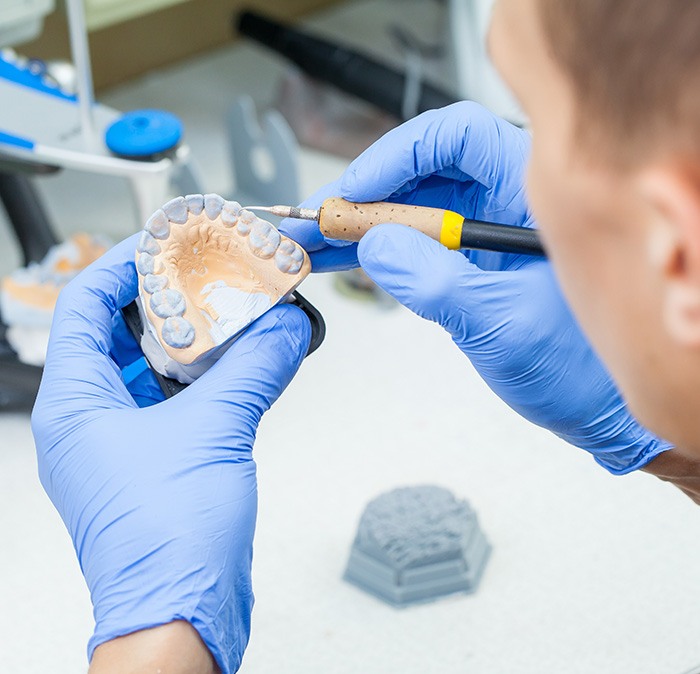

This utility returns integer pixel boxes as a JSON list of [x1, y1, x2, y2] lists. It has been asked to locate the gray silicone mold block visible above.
[[344, 485, 491, 607]]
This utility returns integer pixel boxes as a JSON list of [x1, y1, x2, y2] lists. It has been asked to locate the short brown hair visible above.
[[538, 1, 700, 165]]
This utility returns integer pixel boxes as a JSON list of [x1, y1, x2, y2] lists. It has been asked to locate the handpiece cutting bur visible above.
[[245, 205, 321, 221], [244, 199, 546, 257]]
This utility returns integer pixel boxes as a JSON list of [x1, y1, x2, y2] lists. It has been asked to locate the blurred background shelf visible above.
[[84, 0, 193, 31], [20, 0, 344, 89]]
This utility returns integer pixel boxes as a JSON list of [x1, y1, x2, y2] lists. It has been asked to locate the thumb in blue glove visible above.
[[358, 224, 671, 474], [32, 234, 311, 673]]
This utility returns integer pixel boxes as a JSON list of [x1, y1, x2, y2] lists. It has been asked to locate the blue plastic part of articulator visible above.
[[105, 109, 182, 157]]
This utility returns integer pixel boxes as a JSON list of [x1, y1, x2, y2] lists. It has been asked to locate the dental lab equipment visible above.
[[246, 198, 545, 257]]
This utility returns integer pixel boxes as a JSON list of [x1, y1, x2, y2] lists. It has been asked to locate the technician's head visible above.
[[489, 0, 700, 456]]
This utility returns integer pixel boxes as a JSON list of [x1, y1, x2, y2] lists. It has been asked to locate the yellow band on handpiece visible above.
[[439, 210, 463, 250]]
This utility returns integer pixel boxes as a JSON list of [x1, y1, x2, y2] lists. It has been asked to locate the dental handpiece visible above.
[[246, 198, 546, 257]]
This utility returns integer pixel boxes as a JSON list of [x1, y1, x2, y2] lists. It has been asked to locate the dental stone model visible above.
[[1, 233, 111, 328], [136, 193, 310, 383], [344, 486, 491, 607], [1, 233, 111, 365]]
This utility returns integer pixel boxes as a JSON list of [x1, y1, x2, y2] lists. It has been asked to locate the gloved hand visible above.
[[31, 234, 311, 673], [279, 101, 532, 273], [281, 102, 671, 473]]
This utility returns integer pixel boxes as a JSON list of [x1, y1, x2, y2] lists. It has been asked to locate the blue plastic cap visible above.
[[105, 109, 183, 157]]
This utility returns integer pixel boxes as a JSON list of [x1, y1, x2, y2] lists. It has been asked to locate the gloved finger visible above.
[[309, 243, 359, 272], [283, 174, 468, 270], [340, 102, 530, 218], [109, 312, 164, 407], [39, 234, 141, 413], [173, 303, 311, 443], [357, 224, 490, 341], [381, 174, 482, 217], [372, 174, 539, 273], [280, 215, 329, 253]]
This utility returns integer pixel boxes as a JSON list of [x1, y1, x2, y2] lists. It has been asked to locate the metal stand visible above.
[[226, 95, 300, 209]]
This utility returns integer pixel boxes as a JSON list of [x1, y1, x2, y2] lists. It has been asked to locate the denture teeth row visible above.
[[136, 193, 305, 350], [139, 194, 304, 271]]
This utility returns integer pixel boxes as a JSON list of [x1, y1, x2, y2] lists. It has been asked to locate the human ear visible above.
[[638, 166, 700, 346]]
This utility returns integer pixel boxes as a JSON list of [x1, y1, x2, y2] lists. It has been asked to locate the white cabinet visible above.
[[447, 0, 524, 125], [0, 0, 55, 46], [84, 0, 192, 31]]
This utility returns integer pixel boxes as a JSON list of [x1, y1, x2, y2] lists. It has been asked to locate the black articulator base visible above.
[[0, 314, 44, 410], [0, 154, 61, 410], [121, 291, 325, 399]]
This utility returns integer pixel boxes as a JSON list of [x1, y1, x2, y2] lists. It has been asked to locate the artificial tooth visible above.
[[221, 200, 241, 227], [204, 193, 225, 220], [137, 231, 160, 255], [150, 289, 186, 318], [185, 194, 204, 215], [248, 218, 281, 259], [236, 209, 256, 236], [274, 255, 294, 274], [137, 253, 160, 276], [145, 209, 170, 239], [162, 316, 195, 348], [163, 196, 188, 224], [274, 240, 303, 274], [143, 273, 168, 294]]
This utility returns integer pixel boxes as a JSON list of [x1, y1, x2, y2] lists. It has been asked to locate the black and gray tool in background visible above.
[[236, 9, 458, 121]]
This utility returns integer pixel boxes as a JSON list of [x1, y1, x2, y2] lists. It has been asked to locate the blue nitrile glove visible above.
[[279, 102, 532, 273], [31, 234, 311, 673], [281, 102, 671, 473]]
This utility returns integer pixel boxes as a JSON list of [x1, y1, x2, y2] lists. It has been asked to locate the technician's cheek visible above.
[[524, 151, 556, 247]]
